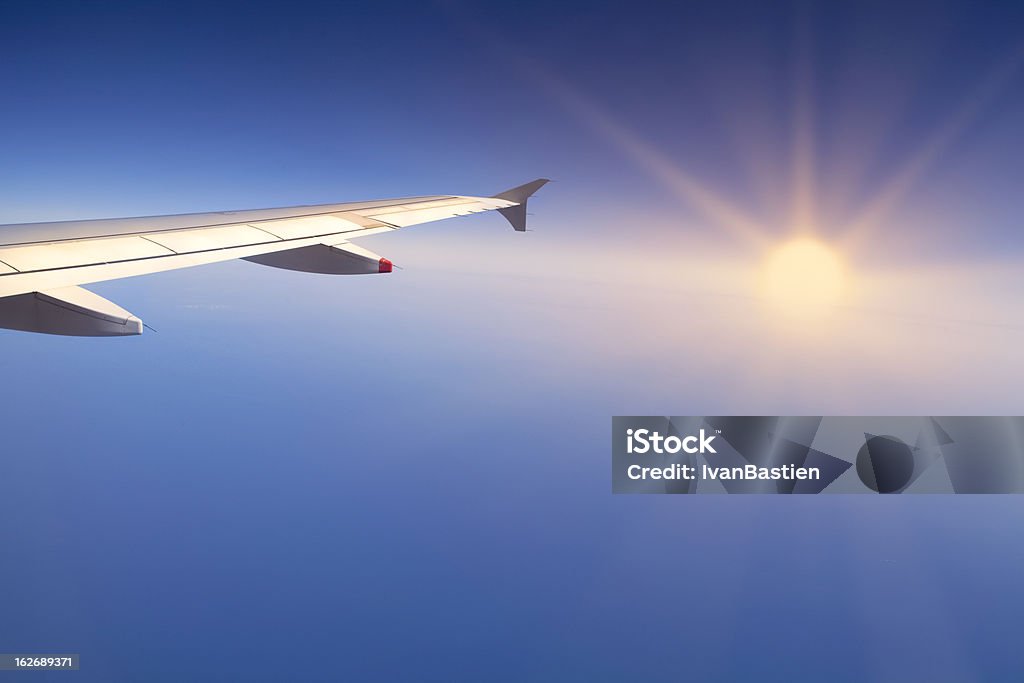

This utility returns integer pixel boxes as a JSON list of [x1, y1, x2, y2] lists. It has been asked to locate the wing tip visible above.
[[492, 178, 550, 204], [493, 178, 549, 231]]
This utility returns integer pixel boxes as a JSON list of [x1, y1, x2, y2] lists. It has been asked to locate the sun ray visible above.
[[448, 8, 1024, 336], [527, 66, 772, 251], [789, 7, 817, 236], [447, 15, 773, 252], [838, 43, 1024, 256]]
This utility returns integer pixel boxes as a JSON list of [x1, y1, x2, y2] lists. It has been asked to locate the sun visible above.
[[758, 238, 848, 314]]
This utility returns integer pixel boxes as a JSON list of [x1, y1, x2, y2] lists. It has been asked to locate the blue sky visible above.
[[1, 1, 1024, 680]]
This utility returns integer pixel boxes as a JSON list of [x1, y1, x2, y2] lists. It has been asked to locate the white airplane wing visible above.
[[0, 179, 548, 336]]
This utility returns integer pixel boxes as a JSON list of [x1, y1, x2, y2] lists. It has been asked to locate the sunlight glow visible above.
[[759, 238, 848, 315]]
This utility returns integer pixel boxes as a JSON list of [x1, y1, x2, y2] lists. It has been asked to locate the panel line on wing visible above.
[[248, 224, 286, 240], [0, 229, 362, 277], [0, 198, 456, 247], [138, 235, 180, 255]]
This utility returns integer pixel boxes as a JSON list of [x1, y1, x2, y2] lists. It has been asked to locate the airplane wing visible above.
[[0, 179, 548, 337]]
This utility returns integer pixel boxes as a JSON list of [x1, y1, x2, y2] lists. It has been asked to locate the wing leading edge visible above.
[[0, 179, 548, 336]]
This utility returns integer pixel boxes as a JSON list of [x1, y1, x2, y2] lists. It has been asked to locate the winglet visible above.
[[492, 178, 549, 231]]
